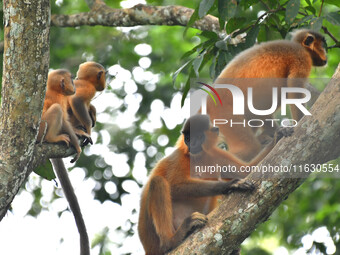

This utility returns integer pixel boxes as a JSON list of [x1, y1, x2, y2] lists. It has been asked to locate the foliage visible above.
[[174, 0, 340, 105]]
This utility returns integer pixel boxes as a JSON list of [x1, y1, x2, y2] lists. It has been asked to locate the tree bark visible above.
[[169, 65, 340, 254], [51, 4, 221, 33], [0, 0, 50, 220]]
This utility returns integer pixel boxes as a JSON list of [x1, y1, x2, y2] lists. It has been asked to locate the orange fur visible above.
[[67, 61, 106, 142], [37, 69, 90, 255], [208, 29, 327, 161], [138, 115, 276, 254], [37, 69, 81, 162]]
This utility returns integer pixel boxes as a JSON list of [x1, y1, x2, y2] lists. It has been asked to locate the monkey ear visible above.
[[60, 78, 65, 90], [97, 71, 103, 81], [303, 35, 314, 46]]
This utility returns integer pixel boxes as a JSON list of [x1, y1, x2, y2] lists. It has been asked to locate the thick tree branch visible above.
[[29, 143, 78, 177], [51, 4, 221, 33], [0, 0, 50, 220], [169, 65, 340, 254]]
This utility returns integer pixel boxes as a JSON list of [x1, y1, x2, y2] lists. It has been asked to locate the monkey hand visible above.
[[275, 127, 294, 143], [74, 127, 93, 146], [82, 137, 93, 147], [225, 179, 255, 193]]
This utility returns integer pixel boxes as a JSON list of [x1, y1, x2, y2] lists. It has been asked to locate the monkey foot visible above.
[[188, 212, 208, 233], [230, 179, 255, 191], [56, 134, 70, 147]]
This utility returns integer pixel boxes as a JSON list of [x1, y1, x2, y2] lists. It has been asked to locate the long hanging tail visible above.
[[50, 158, 90, 255]]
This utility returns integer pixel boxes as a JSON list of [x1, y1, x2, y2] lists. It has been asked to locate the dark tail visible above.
[[51, 158, 90, 255]]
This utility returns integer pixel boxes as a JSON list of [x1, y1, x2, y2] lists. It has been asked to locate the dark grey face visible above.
[[183, 131, 205, 154], [182, 115, 218, 154], [302, 32, 327, 67]]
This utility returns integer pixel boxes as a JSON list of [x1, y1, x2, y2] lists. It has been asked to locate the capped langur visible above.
[[67, 61, 106, 145], [207, 29, 327, 161], [138, 115, 291, 254], [36, 69, 90, 255], [37, 69, 81, 162]]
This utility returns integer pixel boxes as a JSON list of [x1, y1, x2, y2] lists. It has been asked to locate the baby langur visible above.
[[138, 115, 291, 255], [36, 69, 90, 255], [37, 69, 81, 162], [207, 29, 327, 161], [67, 61, 106, 146]]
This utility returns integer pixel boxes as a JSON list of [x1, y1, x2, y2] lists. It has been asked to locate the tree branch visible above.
[[169, 65, 340, 254], [51, 4, 221, 33], [322, 26, 339, 44]]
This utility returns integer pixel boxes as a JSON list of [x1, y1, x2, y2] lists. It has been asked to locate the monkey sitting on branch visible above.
[[138, 114, 292, 255]]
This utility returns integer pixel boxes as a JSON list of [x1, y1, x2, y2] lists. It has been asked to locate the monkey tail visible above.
[[50, 158, 90, 255]]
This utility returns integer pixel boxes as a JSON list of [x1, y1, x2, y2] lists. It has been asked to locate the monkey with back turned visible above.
[[207, 29, 327, 161]]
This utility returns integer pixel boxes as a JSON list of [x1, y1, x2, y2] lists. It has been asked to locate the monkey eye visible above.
[[185, 136, 190, 143], [304, 35, 314, 46]]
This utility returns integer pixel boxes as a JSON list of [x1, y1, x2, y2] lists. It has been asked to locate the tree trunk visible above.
[[0, 0, 50, 220]]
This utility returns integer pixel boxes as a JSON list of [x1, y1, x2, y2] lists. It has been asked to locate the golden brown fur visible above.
[[36, 69, 89, 255], [67, 61, 106, 143], [138, 115, 279, 255], [208, 29, 327, 161], [37, 69, 81, 162]]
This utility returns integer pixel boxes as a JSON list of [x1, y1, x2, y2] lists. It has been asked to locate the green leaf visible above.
[[215, 51, 228, 76], [172, 60, 193, 84], [184, 6, 199, 36], [193, 54, 204, 77], [215, 40, 228, 50], [218, 0, 237, 22], [325, 0, 340, 7], [199, 0, 215, 18], [296, 15, 314, 26], [210, 54, 218, 79], [181, 70, 194, 107], [199, 49, 214, 73], [34, 160, 56, 181], [200, 31, 219, 39], [245, 25, 260, 47], [180, 39, 215, 60], [239, 0, 259, 9], [325, 12, 340, 26], [305, 6, 316, 15], [305, 0, 312, 6], [309, 17, 323, 31], [226, 17, 246, 34], [285, 0, 300, 24], [180, 47, 199, 60]]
